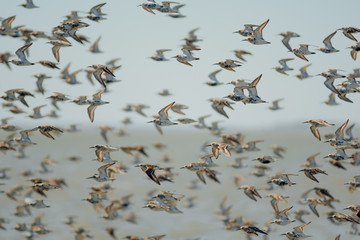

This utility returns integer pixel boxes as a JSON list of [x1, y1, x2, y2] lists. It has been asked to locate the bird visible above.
[[243, 19, 270, 45], [319, 31, 339, 53], [47, 92, 70, 110], [338, 27, 360, 42], [87, 162, 116, 182], [299, 168, 328, 183], [150, 49, 171, 61], [279, 31, 300, 51], [207, 142, 231, 159], [233, 49, 252, 62], [139, 0, 161, 14], [281, 222, 311, 240], [324, 93, 339, 106], [214, 59, 241, 72], [48, 38, 71, 62], [135, 163, 162, 185], [268, 98, 284, 111], [318, 69, 346, 95], [325, 119, 350, 146], [209, 98, 234, 118], [296, 64, 312, 80], [11, 43, 34, 66], [89, 144, 119, 162], [253, 155, 277, 164], [239, 225, 268, 236], [274, 58, 294, 75], [89, 36, 102, 53], [303, 119, 334, 141], [88, 64, 115, 89], [20, 0, 38, 8], [349, 42, 360, 60], [33, 125, 63, 140], [172, 48, 200, 66], [271, 206, 296, 225], [87, 3, 107, 21], [205, 69, 223, 86], [38, 60, 59, 69], [28, 105, 46, 119], [87, 89, 109, 123], [233, 24, 258, 36], [292, 44, 315, 61], [148, 101, 178, 134], [239, 185, 262, 201], [329, 212, 360, 224]]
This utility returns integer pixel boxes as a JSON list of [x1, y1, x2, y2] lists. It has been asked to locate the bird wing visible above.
[[158, 101, 175, 119], [87, 105, 98, 123], [16, 43, 32, 61], [145, 167, 160, 185], [323, 31, 336, 49]]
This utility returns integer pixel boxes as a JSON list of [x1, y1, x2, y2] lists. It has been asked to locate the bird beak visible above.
[[302, 121, 308, 124]]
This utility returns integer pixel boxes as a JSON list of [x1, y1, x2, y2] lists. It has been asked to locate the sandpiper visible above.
[[33, 125, 63, 140], [338, 27, 360, 42], [243, 19, 270, 45], [11, 43, 34, 66], [299, 168, 328, 183], [89, 36, 102, 53], [279, 31, 300, 51], [205, 69, 223, 86], [136, 163, 163, 185], [87, 89, 109, 123], [296, 64, 312, 80], [172, 48, 200, 66], [88, 64, 115, 88], [214, 59, 241, 72], [319, 31, 339, 53], [303, 119, 334, 141], [150, 49, 171, 61], [148, 101, 178, 134], [292, 44, 315, 62], [274, 58, 294, 75], [87, 162, 116, 182]]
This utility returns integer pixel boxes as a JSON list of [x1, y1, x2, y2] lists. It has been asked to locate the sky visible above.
[[0, 0, 359, 133]]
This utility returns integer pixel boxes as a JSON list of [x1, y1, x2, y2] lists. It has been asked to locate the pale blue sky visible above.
[[1, 0, 359, 132]]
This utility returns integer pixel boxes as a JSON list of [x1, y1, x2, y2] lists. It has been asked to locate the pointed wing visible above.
[[323, 31, 336, 49], [93, 69, 106, 88], [158, 101, 175, 119], [87, 105, 98, 123], [196, 171, 206, 184], [335, 119, 349, 138], [294, 51, 309, 61], [16, 43, 32, 61], [208, 69, 221, 81], [253, 19, 269, 39], [145, 167, 160, 185]]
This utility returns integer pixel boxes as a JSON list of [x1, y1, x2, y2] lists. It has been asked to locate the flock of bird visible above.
[[0, 0, 360, 239]]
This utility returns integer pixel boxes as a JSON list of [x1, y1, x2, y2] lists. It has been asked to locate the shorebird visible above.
[[345, 175, 360, 192], [0, 52, 12, 70], [243, 19, 270, 45], [239, 225, 267, 236], [271, 206, 295, 225], [148, 101, 178, 134], [319, 31, 339, 53], [344, 205, 360, 218], [38, 60, 59, 69], [90, 144, 119, 162], [89, 36, 102, 53], [214, 59, 241, 72], [324, 93, 339, 106], [136, 164, 162, 185], [139, 0, 161, 14], [329, 213, 360, 224], [239, 185, 262, 201], [65, 69, 82, 85], [87, 3, 107, 21], [11, 43, 34, 66], [299, 168, 328, 183], [150, 49, 171, 61], [279, 31, 300, 51], [318, 69, 346, 95], [48, 39, 71, 62], [254, 155, 276, 164], [87, 89, 109, 123], [296, 64, 312, 80], [33, 125, 63, 140], [292, 44, 315, 62], [157, 2, 181, 13], [87, 162, 115, 182], [20, 0, 38, 8], [268, 98, 284, 111], [28, 105, 46, 119], [167, 4, 185, 18], [209, 98, 234, 118], [1, 88, 22, 102], [325, 119, 349, 146], [207, 142, 231, 159], [274, 58, 294, 75], [205, 69, 223, 86], [244, 140, 263, 151], [266, 193, 289, 212], [349, 42, 360, 60], [172, 48, 199, 66], [269, 174, 297, 187], [338, 27, 360, 42], [234, 24, 258, 37], [281, 222, 311, 240], [47, 92, 70, 110], [242, 74, 266, 104], [88, 64, 115, 88], [15, 90, 33, 107], [303, 119, 334, 141], [233, 50, 252, 62], [171, 103, 188, 115]]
